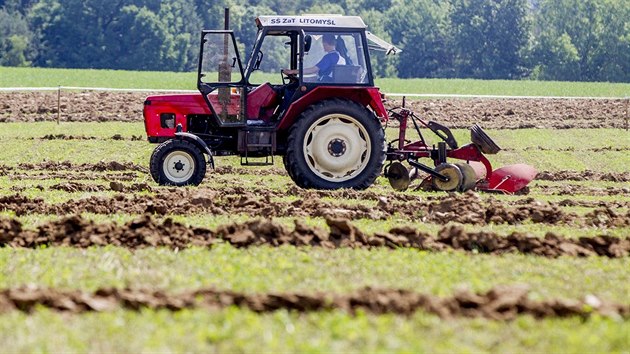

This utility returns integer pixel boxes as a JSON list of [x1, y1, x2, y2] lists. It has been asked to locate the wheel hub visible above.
[[173, 160, 185, 172], [328, 138, 347, 157]]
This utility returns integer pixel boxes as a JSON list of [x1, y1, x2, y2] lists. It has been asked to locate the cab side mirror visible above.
[[304, 35, 312, 53]]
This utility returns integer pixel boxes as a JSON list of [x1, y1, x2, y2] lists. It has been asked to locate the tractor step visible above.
[[238, 127, 276, 166]]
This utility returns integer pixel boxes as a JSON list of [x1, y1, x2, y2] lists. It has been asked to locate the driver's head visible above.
[[322, 34, 336, 52]]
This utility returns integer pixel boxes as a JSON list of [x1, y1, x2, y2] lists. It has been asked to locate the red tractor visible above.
[[144, 14, 395, 190], [144, 14, 536, 193]]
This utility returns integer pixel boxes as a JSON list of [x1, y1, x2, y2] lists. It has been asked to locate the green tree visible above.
[[359, 9, 398, 77], [386, 0, 452, 78], [449, 0, 530, 79], [0, 7, 34, 66], [531, 0, 630, 82], [28, 0, 200, 71]]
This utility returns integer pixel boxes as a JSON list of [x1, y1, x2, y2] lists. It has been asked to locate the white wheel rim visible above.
[[162, 150, 195, 183], [303, 114, 371, 182]]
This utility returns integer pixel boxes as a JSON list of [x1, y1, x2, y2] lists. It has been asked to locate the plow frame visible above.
[[385, 107, 534, 194]]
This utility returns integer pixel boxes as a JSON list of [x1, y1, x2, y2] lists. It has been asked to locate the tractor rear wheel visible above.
[[285, 99, 385, 190], [150, 139, 207, 186]]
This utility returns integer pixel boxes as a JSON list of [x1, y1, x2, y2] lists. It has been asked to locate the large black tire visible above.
[[149, 139, 207, 186], [285, 98, 385, 190]]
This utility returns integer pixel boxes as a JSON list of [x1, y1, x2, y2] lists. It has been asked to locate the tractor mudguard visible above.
[[174, 132, 215, 168], [277, 87, 387, 130]]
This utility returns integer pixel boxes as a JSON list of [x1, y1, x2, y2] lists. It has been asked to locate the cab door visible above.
[[198, 30, 246, 127]]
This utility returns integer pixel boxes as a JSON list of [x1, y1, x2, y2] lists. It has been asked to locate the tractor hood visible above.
[[366, 31, 401, 55]]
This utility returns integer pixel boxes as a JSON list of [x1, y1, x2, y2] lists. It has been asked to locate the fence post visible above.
[[57, 86, 61, 125], [625, 97, 629, 131]]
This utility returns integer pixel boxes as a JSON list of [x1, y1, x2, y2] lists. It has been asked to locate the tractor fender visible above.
[[277, 87, 387, 130], [174, 132, 215, 168]]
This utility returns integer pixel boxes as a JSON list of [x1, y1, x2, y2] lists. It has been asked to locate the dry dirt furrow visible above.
[[0, 285, 627, 320], [536, 184, 630, 196], [1, 92, 626, 129], [1, 190, 629, 227], [4, 162, 630, 183], [396, 98, 628, 129], [1, 215, 628, 257], [536, 170, 630, 183]]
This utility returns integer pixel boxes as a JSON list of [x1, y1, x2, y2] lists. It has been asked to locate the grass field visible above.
[[2, 66, 630, 97], [0, 70, 629, 351]]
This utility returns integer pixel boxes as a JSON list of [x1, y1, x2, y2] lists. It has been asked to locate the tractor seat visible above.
[[333, 65, 362, 84], [246, 82, 279, 122]]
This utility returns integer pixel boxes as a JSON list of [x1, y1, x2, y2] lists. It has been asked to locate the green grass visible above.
[[2, 66, 629, 97], [0, 114, 628, 351], [377, 77, 630, 97], [1, 245, 628, 302], [0, 308, 627, 353], [1, 123, 629, 173]]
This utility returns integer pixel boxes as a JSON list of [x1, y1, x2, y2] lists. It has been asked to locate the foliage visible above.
[[0, 0, 629, 81], [530, 0, 630, 82], [450, 0, 530, 79], [0, 7, 34, 66]]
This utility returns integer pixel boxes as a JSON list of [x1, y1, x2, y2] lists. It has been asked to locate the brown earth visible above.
[[536, 184, 630, 197], [1, 92, 627, 129], [5, 171, 138, 182], [31, 134, 144, 141], [394, 98, 628, 129], [1, 214, 628, 257], [536, 170, 630, 183], [2, 187, 629, 227], [4, 161, 630, 184], [0, 189, 592, 225], [0, 284, 627, 320]]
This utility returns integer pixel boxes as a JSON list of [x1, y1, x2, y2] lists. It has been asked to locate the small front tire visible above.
[[149, 139, 207, 186]]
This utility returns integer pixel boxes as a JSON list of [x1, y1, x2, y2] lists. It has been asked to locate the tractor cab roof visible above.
[[255, 15, 401, 54], [256, 15, 367, 30]]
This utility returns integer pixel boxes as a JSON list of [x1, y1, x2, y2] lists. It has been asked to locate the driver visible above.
[[283, 34, 345, 82]]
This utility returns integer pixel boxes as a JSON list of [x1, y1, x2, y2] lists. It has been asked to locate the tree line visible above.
[[1, 0, 628, 82]]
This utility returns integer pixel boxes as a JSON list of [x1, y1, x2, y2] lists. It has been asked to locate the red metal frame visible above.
[[388, 108, 535, 194]]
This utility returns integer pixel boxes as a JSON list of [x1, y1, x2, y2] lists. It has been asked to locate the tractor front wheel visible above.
[[149, 139, 207, 186], [285, 99, 385, 190]]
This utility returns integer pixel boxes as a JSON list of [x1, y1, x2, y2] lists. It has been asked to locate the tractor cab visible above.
[[196, 15, 399, 128]]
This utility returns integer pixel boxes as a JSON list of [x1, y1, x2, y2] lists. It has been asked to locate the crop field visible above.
[[0, 73, 629, 351]]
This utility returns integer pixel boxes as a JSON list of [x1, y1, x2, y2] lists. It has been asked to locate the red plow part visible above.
[[479, 164, 537, 194], [384, 107, 537, 194]]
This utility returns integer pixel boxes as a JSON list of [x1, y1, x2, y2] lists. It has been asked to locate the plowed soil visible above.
[[537, 170, 630, 182], [1, 285, 627, 320], [3, 187, 629, 226], [1, 92, 627, 129], [397, 98, 628, 129], [1, 215, 628, 257]]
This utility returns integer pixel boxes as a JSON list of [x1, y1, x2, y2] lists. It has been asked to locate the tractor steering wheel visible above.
[[281, 70, 298, 85]]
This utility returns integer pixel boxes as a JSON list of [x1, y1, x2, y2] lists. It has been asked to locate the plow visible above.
[[383, 104, 536, 194]]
